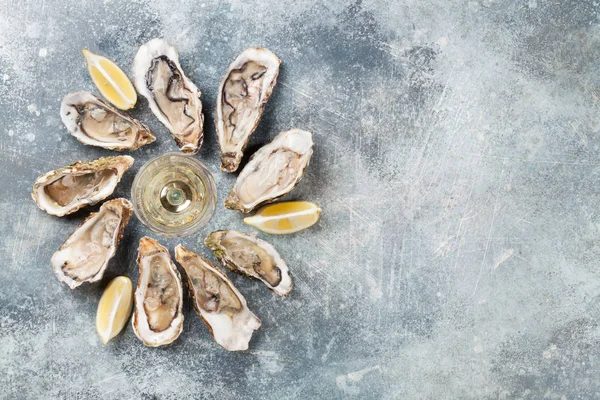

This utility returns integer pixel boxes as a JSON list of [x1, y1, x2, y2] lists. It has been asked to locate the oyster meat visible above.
[[175, 245, 261, 351], [60, 91, 156, 150], [133, 237, 184, 347], [51, 198, 132, 289], [133, 38, 204, 154], [216, 48, 280, 172], [225, 129, 313, 213], [32, 155, 133, 217], [205, 230, 292, 296]]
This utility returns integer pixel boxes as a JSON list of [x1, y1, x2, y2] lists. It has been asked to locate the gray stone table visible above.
[[1, 0, 599, 398]]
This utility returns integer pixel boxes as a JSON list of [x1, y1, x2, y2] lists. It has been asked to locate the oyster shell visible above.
[[51, 198, 132, 289], [132, 237, 184, 347], [133, 38, 204, 154], [216, 48, 280, 172], [225, 129, 313, 213], [205, 230, 292, 296], [174, 245, 261, 351], [32, 156, 133, 217], [60, 91, 156, 150]]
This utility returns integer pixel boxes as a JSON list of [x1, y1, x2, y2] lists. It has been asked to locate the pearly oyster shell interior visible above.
[[133, 38, 204, 154], [175, 245, 261, 351], [32, 155, 133, 217], [60, 91, 155, 151], [205, 230, 292, 296], [51, 198, 132, 289], [225, 129, 313, 213], [132, 237, 184, 347], [216, 48, 280, 172]]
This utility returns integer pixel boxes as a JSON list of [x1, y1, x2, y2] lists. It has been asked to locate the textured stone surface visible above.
[[1, 0, 600, 398]]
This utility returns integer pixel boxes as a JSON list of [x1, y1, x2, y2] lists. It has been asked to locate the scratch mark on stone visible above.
[[464, 152, 600, 166], [493, 248, 514, 270], [473, 163, 506, 295], [304, 260, 335, 282], [321, 336, 336, 362], [95, 373, 126, 385], [569, 121, 587, 148]]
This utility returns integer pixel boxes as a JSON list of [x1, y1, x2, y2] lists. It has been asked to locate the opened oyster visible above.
[[133, 38, 204, 154], [225, 129, 313, 213], [60, 91, 156, 150], [174, 245, 261, 351], [51, 198, 132, 289], [132, 237, 184, 347], [216, 48, 280, 172], [32, 155, 133, 217], [205, 230, 292, 296]]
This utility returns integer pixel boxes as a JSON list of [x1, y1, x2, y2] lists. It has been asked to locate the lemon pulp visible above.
[[83, 49, 137, 110], [96, 276, 133, 344], [244, 201, 322, 234]]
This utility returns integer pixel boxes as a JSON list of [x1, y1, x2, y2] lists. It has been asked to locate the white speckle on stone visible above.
[[437, 37, 449, 48], [200, 3, 205, 7], [336, 375, 360, 396], [435, 239, 455, 257], [46, 116, 58, 126], [38, 48, 48, 57], [336, 366, 382, 395], [543, 344, 557, 359], [26, 23, 41, 38], [250, 351, 284, 374], [3, 74, 9, 82], [7, 130, 14, 137], [27, 104, 41, 116], [365, 274, 383, 299], [528, 0, 537, 8], [474, 344, 483, 353], [24, 133, 35, 142]]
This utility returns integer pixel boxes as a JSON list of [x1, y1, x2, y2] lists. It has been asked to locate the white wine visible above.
[[131, 153, 216, 237]]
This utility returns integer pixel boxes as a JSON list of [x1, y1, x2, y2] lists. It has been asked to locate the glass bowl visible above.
[[131, 153, 217, 237]]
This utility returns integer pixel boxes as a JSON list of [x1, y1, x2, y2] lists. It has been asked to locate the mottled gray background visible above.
[[1, 0, 599, 398]]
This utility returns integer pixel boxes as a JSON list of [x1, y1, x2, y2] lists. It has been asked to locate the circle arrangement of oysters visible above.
[[31, 39, 315, 350]]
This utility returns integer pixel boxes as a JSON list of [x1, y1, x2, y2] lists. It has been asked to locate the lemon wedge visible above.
[[96, 276, 133, 344], [82, 49, 137, 110], [243, 201, 322, 234]]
